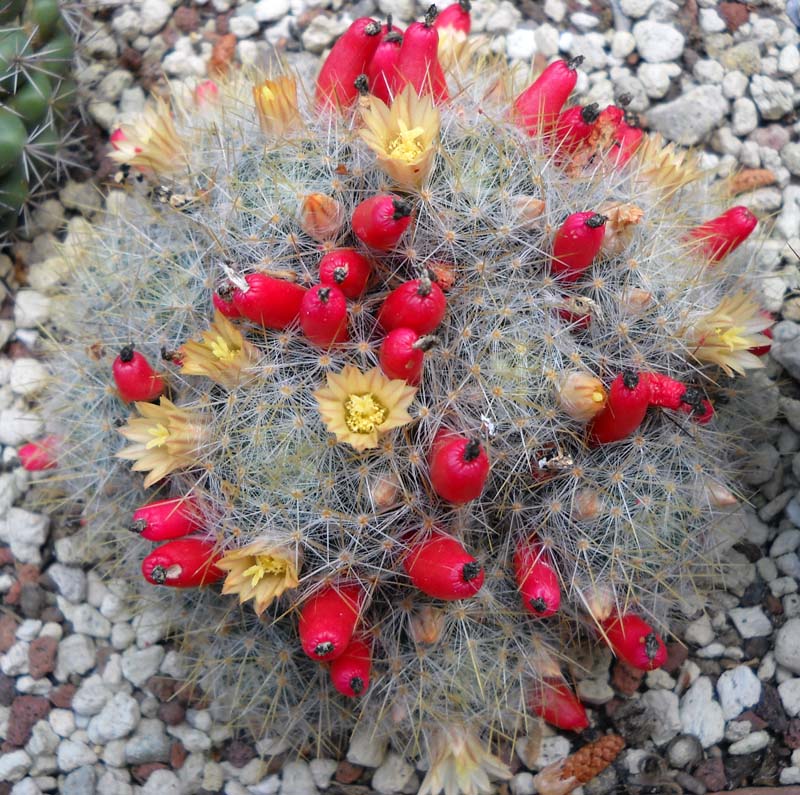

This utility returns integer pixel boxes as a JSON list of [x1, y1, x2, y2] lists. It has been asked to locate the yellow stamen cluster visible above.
[[344, 394, 389, 433]]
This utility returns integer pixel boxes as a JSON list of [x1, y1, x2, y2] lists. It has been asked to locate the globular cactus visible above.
[[38, 10, 770, 793], [0, 0, 77, 237]]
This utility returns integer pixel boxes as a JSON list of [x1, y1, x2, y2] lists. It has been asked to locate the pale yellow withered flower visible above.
[[360, 83, 440, 188], [217, 542, 300, 615], [253, 76, 301, 136], [314, 366, 416, 452], [555, 371, 607, 422], [419, 725, 511, 795], [117, 398, 208, 487], [179, 311, 258, 389], [684, 291, 772, 376], [109, 98, 188, 176]]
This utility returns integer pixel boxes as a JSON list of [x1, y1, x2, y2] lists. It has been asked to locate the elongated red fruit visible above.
[[299, 583, 365, 661], [394, 5, 448, 102], [367, 28, 403, 104], [318, 249, 372, 298], [352, 194, 413, 250], [610, 120, 643, 166], [330, 635, 372, 697], [514, 56, 583, 136], [550, 212, 607, 282], [648, 374, 713, 424], [529, 679, 589, 732], [514, 541, 561, 618], [429, 430, 489, 503], [142, 538, 223, 588], [212, 285, 241, 318], [316, 17, 383, 109], [587, 371, 651, 446], [434, 0, 471, 34], [379, 328, 437, 385], [554, 103, 600, 152], [131, 496, 203, 541], [403, 531, 484, 600], [232, 273, 307, 330], [377, 276, 446, 334], [688, 206, 758, 263], [19, 435, 59, 471], [600, 612, 667, 671], [300, 285, 349, 347], [113, 345, 165, 403]]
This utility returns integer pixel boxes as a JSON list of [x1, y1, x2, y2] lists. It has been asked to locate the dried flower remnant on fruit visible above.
[[684, 291, 773, 376], [533, 735, 625, 795], [179, 311, 258, 388], [299, 194, 345, 242], [360, 84, 441, 188], [117, 398, 208, 487], [556, 372, 607, 422], [217, 542, 300, 615], [598, 202, 643, 257], [419, 724, 512, 795], [109, 98, 188, 176], [314, 366, 416, 451], [253, 76, 301, 136], [635, 133, 703, 196]]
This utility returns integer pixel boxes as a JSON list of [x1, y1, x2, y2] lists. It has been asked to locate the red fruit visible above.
[[232, 273, 307, 330], [141, 538, 223, 588], [554, 103, 600, 152], [434, 0, 471, 34], [316, 17, 383, 109], [18, 435, 59, 471], [394, 5, 449, 102], [529, 679, 589, 732], [131, 496, 203, 541], [367, 28, 403, 104], [513, 57, 583, 136], [194, 80, 219, 105], [330, 635, 372, 697], [550, 212, 607, 282], [352, 194, 413, 251], [587, 371, 651, 446], [648, 374, 714, 424], [112, 345, 166, 403], [610, 120, 643, 166], [377, 276, 446, 334], [403, 531, 484, 600], [689, 206, 758, 263], [513, 541, 561, 618], [212, 285, 240, 318], [600, 612, 667, 671], [318, 249, 372, 298], [557, 306, 592, 330], [749, 322, 773, 357], [110, 128, 141, 153], [379, 327, 437, 385], [679, 394, 714, 424], [429, 431, 489, 503], [299, 583, 365, 661], [300, 285, 349, 347]]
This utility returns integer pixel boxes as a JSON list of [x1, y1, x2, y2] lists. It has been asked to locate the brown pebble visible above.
[[0, 547, 14, 566], [719, 1, 749, 31], [19, 583, 43, 619], [736, 709, 768, 731], [785, 718, 800, 750], [0, 673, 14, 707], [6, 695, 51, 747], [662, 642, 689, 675], [95, 645, 113, 673], [3, 580, 21, 606], [158, 700, 185, 726], [610, 659, 645, 696], [39, 606, 63, 624], [225, 739, 256, 768], [693, 757, 725, 790], [0, 614, 17, 653], [49, 683, 76, 708], [146, 675, 180, 702], [119, 46, 143, 73], [335, 760, 364, 784], [16, 564, 40, 585], [170, 740, 187, 769], [132, 763, 169, 783], [28, 636, 58, 679], [173, 5, 199, 33]]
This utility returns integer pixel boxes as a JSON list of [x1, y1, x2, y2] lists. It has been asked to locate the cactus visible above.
[[0, 0, 77, 237], [38, 16, 770, 792]]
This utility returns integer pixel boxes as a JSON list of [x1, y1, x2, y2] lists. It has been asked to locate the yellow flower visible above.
[[253, 76, 301, 136], [684, 291, 773, 376], [109, 98, 188, 176], [314, 366, 416, 452], [419, 725, 511, 795], [117, 398, 208, 488], [360, 83, 440, 188], [179, 311, 259, 388], [217, 542, 300, 615]]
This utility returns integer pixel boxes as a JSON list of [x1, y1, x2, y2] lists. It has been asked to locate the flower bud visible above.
[[697, 477, 738, 508], [555, 371, 607, 422], [299, 193, 345, 242], [409, 605, 445, 645], [571, 488, 603, 521], [511, 195, 546, 229], [599, 202, 644, 257], [368, 471, 403, 509], [620, 287, 653, 316], [253, 76, 300, 135]]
